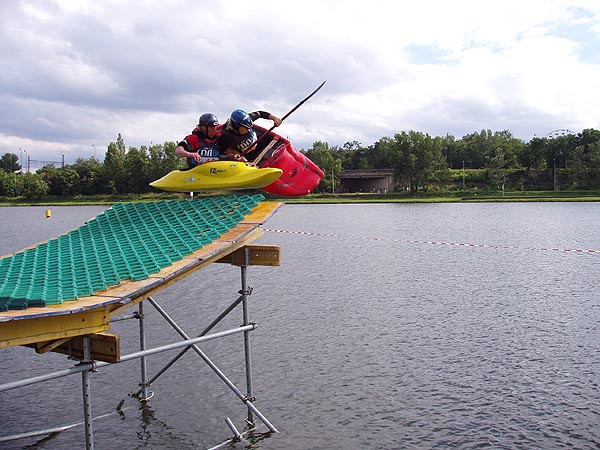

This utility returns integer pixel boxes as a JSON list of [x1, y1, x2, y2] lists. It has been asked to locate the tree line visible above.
[[304, 128, 600, 193], [1, 129, 599, 199], [0, 135, 180, 199]]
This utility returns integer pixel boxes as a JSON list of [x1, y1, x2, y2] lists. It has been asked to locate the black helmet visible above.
[[198, 113, 219, 127]]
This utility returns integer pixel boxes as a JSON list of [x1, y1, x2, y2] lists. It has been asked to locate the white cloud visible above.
[[0, 0, 599, 165]]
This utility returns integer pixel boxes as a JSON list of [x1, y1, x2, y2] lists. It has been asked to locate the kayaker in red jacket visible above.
[[218, 109, 282, 162], [174, 113, 221, 168]]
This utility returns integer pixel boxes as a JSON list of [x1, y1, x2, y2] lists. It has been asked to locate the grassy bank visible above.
[[1, 190, 600, 206], [277, 190, 600, 204], [0, 192, 187, 206]]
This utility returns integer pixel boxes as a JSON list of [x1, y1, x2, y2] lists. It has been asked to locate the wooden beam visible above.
[[0, 307, 110, 349], [28, 337, 72, 354], [216, 245, 280, 266], [49, 333, 121, 363]]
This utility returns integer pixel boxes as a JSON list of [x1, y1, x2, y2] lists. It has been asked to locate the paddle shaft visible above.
[[242, 80, 326, 154]]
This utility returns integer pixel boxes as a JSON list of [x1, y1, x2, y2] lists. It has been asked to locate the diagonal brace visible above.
[[135, 293, 245, 395], [146, 296, 278, 433]]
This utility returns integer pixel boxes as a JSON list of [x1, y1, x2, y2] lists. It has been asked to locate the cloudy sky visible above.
[[1, 0, 599, 166]]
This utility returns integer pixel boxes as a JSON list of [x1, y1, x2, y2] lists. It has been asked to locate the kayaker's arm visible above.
[[175, 144, 201, 163], [250, 111, 282, 127], [268, 114, 282, 127]]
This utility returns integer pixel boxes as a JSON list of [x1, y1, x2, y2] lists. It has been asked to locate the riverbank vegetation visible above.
[[304, 128, 600, 194], [1, 128, 599, 204]]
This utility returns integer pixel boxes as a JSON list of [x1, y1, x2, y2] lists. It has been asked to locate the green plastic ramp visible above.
[[0, 194, 264, 311]]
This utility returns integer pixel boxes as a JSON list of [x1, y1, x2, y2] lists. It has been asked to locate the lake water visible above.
[[0, 202, 599, 449]]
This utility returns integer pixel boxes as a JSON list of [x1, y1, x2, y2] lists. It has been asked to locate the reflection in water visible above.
[[135, 400, 195, 449], [24, 432, 62, 450], [207, 428, 274, 450]]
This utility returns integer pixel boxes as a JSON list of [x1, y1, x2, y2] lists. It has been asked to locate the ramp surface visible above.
[[0, 195, 264, 311]]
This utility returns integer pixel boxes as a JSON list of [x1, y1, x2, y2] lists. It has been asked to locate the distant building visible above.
[[337, 169, 396, 193]]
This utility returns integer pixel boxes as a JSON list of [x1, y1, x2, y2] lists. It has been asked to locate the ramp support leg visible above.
[[81, 336, 94, 450], [138, 301, 151, 401], [241, 253, 254, 425]]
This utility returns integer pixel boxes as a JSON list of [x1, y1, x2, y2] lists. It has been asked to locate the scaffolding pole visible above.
[[0, 326, 254, 393], [241, 253, 255, 425], [146, 296, 278, 433], [81, 336, 94, 450], [137, 302, 151, 401]]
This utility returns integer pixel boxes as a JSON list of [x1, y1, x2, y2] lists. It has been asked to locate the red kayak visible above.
[[247, 125, 324, 196]]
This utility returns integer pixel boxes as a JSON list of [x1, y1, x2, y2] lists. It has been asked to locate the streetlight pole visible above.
[[553, 158, 557, 191]]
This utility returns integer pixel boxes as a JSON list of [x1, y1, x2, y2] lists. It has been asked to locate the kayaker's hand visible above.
[[188, 152, 201, 162], [270, 115, 282, 127]]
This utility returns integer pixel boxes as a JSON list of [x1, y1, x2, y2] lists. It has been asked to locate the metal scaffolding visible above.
[[0, 199, 284, 448], [0, 246, 279, 448]]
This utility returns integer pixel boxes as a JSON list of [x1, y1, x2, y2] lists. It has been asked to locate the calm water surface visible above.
[[0, 202, 599, 449]]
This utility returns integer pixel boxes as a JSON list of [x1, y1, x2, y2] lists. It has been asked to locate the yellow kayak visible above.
[[149, 161, 283, 192]]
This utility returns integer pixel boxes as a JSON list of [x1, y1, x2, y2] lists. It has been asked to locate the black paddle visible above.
[[242, 80, 326, 155]]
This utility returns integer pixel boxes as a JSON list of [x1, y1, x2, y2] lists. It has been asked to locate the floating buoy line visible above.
[[262, 228, 599, 255]]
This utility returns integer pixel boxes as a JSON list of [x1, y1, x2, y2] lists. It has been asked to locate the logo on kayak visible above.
[[183, 177, 196, 183], [210, 168, 226, 174]]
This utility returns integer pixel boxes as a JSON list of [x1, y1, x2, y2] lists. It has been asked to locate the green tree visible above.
[[368, 137, 399, 169], [21, 173, 49, 199], [493, 130, 522, 168], [460, 130, 493, 168], [145, 141, 180, 182], [349, 146, 371, 170], [303, 141, 342, 193], [487, 147, 508, 189], [103, 134, 127, 193], [0, 153, 21, 173], [520, 137, 547, 172], [37, 166, 80, 196], [442, 134, 464, 169], [0, 172, 23, 197], [392, 131, 449, 194], [124, 146, 150, 193], [585, 141, 600, 188], [569, 130, 600, 188], [459, 129, 522, 170], [0, 170, 10, 196], [70, 157, 104, 195], [545, 132, 581, 171], [579, 128, 600, 143], [332, 141, 362, 170]]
